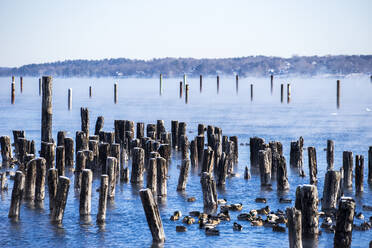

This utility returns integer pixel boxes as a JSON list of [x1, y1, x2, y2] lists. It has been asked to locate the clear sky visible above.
[[0, 0, 371, 67]]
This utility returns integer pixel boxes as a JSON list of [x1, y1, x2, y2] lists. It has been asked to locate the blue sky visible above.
[[0, 0, 371, 67]]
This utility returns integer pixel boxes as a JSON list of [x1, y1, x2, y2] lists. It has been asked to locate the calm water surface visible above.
[[0, 76, 371, 247]]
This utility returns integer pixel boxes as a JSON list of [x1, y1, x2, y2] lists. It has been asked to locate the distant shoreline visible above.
[[0, 55, 371, 78]]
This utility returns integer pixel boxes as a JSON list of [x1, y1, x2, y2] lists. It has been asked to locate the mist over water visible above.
[[0, 76, 371, 247]]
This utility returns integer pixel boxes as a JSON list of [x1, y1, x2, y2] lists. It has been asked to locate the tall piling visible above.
[[251, 84, 253, 101], [343, 151, 353, 189], [107, 157, 117, 199], [89, 86, 92, 98], [35, 158, 46, 202], [8, 171, 25, 219], [270, 74, 273, 95], [337, 80, 340, 109], [41, 76, 53, 143], [179, 81, 183, 98], [159, 74, 163, 96], [95, 116, 104, 136], [327, 140, 334, 170], [200, 75, 202, 92], [147, 158, 157, 195], [280, 84, 284, 103], [355, 155, 364, 193], [185, 84, 189, 104], [177, 159, 190, 191], [80, 107, 89, 138], [97, 174, 109, 224], [157, 157, 167, 197], [56, 146, 65, 177], [51, 176, 70, 224], [217, 75, 220, 94], [47, 168, 58, 211], [39, 78, 42, 96], [64, 137, 74, 167], [114, 83, 118, 104], [11, 79, 15, 104], [308, 147, 317, 185], [287, 83, 291, 103], [236, 75, 239, 95], [130, 147, 144, 184], [334, 197, 355, 248], [25, 159, 37, 201], [20, 77, 23, 93], [79, 169, 92, 216]]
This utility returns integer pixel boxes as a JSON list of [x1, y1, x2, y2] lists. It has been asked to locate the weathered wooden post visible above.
[[200, 75, 202, 93], [343, 151, 353, 189], [57, 131, 66, 147], [295, 184, 319, 238], [75, 151, 86, 189], [68, 88, 72, 110], [0, 172, 7, 190], [178, 122, 186, 148], [277, 154, 289, 190], [196, 135, 204, 162], [64, 137, 74, 167], [308, 147, 317, 185], [80, 107, 89, 137], [290, 137, 304, 170], [139, 188, 166, 243], [369, 146, 372, 184], [287, 83, 291, 103], [171, 120, 178, 149], [8, 171, 25, 219], [217, 75, 220, 94], [40, 142, 55, 169], [25, 159, 36, 201], [51, 176, 70, 224], [89, 86, 92, 98], [190, 139, 198, 167], [217, 152, 229, 185], [327, 140, 334, 170], [259, 149, 272, 186], [334, 197, 355, 248], [270, 74, 273, 95], [130, 147, 144, 184], [95, 116, 104, 135], [177, 159, 190, 191], [179, 81, 183, 98], [337, 80, 340, 109], [47, 168, 58, 211], [201, 147, 214, 174], [355, 155, 364, 193], [147, 158, 157, 195], [183, 74, 187, 90], [107, 157, 117, 199], [185, 84, 189, 104], [236, 74, 239, 95], [39, 78, 42, 96], [200, 172, 217, 210], [179, 135, 189, 160], [20, 77, 23, 93], [286, 207, 302, 248], [79, 169, 92, 216], [250, 137, 265, 168], [56, 146, 65, 177], [159, 74, 163, 96], [280, 84, 284, 103], [35, 158, 46, 202], [97, 174, 108, 224], [322, 170, 340, 211], [157, 157, 167, 197], [11, 79, 15, 104], [114, 83, 118, 104], [41, 76, 53, 143], [0, 136, 12, 166]]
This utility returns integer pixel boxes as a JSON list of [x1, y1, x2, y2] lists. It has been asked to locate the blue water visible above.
[[0, 76, 371, 247]]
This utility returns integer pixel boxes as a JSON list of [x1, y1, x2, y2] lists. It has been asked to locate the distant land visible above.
[[0, 55, 371, 78]]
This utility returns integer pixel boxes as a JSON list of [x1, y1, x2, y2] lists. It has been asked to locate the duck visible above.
[[230, 203, 243, 211], [170, 211, 182, 221], [237, 213, 252, 221], [272, 225, 286, 232], [205, 227, 220, 236], [255, 198, 267, 203], [176, 225, 187, 232], [233, 222, 243, 231], [182, 216, 195, 225], [251, 219, 264, 226], [217, 199, 227, 205]]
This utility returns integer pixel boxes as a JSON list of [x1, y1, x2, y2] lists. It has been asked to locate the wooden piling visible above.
[[35, 158, 46, 202], [343, 151, 353, 189], [217, 75, 220, 94], [287, 83, 291, 103], [190, 139, 198, 167], [20, 77, 23, 93], [201, 147, 214, 174], [200, 75, 202, 93], [40, 142, 55, 169], [177, 159, 190, 191], [51, 176, 70, 224], [25, 159, 36, 201], [250, 137, 266, 168], [327, 140, 334, 170], [11, 80, 15, 104], [259, 149, 272, 186], [97, 175, 108, 224], [75, 151, 86, 189], [334, 197, 355, 248], [8, 171, 25, 219], [56, 146, 65, 177], [235, 75, 239, 95], [107, 157, 117, 199], [171, 120, 179, 149], [156, 157, 167, 197], [68, 88, 72, 110], [185, 84, 189, 104], [64, 137, 74, 167], [79, 169, 92, 216], [200, 172, 218, 210], [250, 84, 253, 101], [217, 152, 228, 185], [322, 170, 341, 211], [295, 184, 319, 238], [308, 147, 317, 185], [179, 135, 189, 160], [277, 154, 289, 190], [0, 172, 7, 190], [337, 80, 340, 109], [0, 136, 12, 165], [89, 86, 92, 98], [130, 147, 144, 184], [147, 158, 157, 195], [95, 116, 104, 135], [139, 188, 166, 243], [290, 137, 304, 170], [137, 122, 145, 139], [76, 131, 89, 156], [280, 84, 284, 103], [80, 107, 89, 137], [179, 81, 183, 98], [57, 131, 66, 147], [355, 155, 364, 193], [178, 122, 186, 148], [270, 74, 273, 95], [286, 207, 302, 248], [114, 83, 118, 103], [196, 135, 204, 162], [39, 78, 41, 96], [47, 168, 58, 211], [41, 76, 53, 143]]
